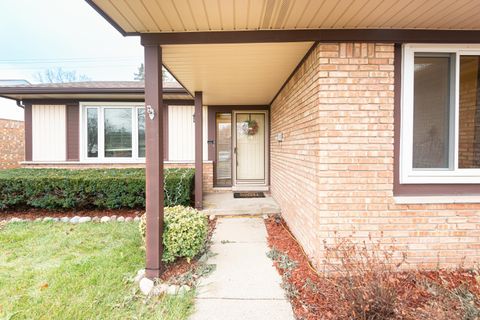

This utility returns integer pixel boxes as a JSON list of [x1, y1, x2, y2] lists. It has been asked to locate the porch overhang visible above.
[[87, 0, 480, 35], [85, 0, 480, 279]]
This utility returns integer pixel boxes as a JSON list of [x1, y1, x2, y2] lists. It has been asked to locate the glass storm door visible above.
[[215, 113, 232, 186], [233, 111, 268, 187]]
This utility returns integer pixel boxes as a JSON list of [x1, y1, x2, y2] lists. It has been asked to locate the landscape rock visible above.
[[117, 216, 125, 222], [209, 215, 215, 221], [61, 217, 70, 223], [178, 285, 191, 295], [100, 216, 110, 223], [43, 217, 53, 222], [262, 214, 268, 220], [166, 285, 179, 295], [70, 216, 80, 224], [52, 218, 60, 222], [125, 217, 133, 222], [134, 269, 145, 283], [139, 278, 154, 295], [152, 283, 169, 296], [78, 217, 92, 223], [35, 218, 42, 222], [10, 217, 23, 223], [133, 217, 140, 222], [110, 215, 117, 221], [92, 216, 100, 222]]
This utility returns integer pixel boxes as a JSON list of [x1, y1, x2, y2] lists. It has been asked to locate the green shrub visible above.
[[139, 206, 208, 263], [0, 168, 194, 211]]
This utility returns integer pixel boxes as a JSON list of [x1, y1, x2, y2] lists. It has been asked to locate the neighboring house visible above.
[[0, 118, 24, 169], [12, 0, 480, 278], [0, 80, 26, 169], [0, 81, 214, 190]]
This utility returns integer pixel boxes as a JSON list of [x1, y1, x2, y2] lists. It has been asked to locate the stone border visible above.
[[135, 269, 192, 297], [7, 216, 141, 224]]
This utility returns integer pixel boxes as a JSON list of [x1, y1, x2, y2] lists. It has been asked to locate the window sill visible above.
[[394, 195, 480, 204], [401, 173, 480, 184]]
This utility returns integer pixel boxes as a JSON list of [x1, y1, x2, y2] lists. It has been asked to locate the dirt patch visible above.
[[0, 208, 142, 221], [265, 217, 480, 320]]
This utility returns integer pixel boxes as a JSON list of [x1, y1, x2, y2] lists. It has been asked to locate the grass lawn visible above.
[[0, 221, 194, 320]]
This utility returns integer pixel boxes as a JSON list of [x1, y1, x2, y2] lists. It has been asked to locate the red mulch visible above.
[[0, 208, 142, 221], [159, 218, 216, 284], [264, 217, 480, 320]]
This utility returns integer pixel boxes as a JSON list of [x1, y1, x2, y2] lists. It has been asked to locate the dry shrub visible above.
[[322, 234, 410, 320], [321, 234, 480, 320]]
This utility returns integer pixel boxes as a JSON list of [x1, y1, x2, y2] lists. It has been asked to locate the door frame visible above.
[[232, 110, 269, 190]]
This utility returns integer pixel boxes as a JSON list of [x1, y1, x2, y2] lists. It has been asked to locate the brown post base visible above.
[[145, 267, 164, 279]]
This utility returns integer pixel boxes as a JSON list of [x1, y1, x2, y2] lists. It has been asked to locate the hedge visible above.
[[0, 168, 195, 211]]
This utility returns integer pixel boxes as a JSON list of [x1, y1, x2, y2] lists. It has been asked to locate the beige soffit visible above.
[[162, 42, 313, 105], [90, 0, 480, 33]]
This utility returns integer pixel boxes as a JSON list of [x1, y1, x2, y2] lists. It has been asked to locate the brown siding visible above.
[[24, 104, 32, 161], [393, 45, 480, 196], [0, 119, 24, 169], [66, 104, 80, 161]]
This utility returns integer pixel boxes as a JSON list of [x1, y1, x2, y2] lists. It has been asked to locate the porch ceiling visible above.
[[88, 0, 480, 34], [162, 42, 313, 105]]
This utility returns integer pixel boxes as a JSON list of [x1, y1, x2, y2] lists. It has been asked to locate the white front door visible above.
[[233, 111, 268, 189]]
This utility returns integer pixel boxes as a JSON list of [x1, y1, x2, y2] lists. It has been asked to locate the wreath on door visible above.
[[241, 119, 259, 136]]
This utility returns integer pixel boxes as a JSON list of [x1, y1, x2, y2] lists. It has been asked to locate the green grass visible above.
[[0, 221, 194, 320]]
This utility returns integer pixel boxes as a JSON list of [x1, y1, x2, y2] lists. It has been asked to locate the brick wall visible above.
[[21, 161, 214, 192], [271, 43, 480, 270], [0, 119, 24, 169]]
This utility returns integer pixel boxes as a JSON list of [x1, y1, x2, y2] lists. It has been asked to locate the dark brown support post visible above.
[[144, 45, 164, 279], [194, 92, 203, 209]]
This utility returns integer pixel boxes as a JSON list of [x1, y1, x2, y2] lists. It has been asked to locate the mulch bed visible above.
[[264, 217, 480, 320], [0, 208, 142, 221]]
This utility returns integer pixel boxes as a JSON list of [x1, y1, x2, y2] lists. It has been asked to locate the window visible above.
[[81, 103, 145, 162], [401, 44, 480, 183]]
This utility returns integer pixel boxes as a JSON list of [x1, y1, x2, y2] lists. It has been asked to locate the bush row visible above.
[[0, 168, 195, 211]]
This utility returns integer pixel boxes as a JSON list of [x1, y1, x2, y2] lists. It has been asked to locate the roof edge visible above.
[[84, 0, 139, 37], [0, 87, 188, 95]]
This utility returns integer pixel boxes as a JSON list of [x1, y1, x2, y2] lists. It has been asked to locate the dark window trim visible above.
[[393, 44, 480, 196]]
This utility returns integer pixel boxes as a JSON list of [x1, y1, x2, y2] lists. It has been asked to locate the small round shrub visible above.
[[139, 206, 208, 263]]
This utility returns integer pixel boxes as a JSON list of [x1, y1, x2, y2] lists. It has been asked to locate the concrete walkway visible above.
[[190, 217, 294, 320], [202, 192, 281, 216]]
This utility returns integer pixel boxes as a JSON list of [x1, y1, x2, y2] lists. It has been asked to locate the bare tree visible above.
[[134, 63, 144, 80], [34, 67, 91, 83], [133, 63, 174, 82]]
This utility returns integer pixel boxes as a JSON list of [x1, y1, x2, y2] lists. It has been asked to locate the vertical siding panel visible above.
[[168, 105, 196, 161], [32, 105, 66, 161]]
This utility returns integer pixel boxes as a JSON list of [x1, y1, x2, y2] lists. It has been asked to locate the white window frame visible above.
[[401, 44, 480, 184], [80, 102, 146, 163]]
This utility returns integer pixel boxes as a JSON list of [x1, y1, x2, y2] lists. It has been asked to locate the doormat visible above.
[[233, 192, 265, 198]]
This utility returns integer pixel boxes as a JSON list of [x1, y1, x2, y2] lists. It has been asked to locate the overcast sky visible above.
[[0, 0, 144, 120]]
